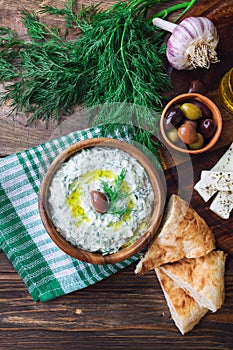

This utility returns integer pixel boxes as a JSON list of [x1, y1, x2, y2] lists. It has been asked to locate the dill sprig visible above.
[[101, 169, 132, 216], [0, 0, 197, 155], [0, 27, 23, 81]]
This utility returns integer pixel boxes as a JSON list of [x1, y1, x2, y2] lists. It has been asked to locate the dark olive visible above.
[[164, 107, 184, 130], [90, 190, 109, 213], [188, 80, 206, 94], [199, 118, 217, 139], [190, 100, 212, 119]]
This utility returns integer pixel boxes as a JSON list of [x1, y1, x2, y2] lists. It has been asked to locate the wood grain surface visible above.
[[1, 0, 233, 349]]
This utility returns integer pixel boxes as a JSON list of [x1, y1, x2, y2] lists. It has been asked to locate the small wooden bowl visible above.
[[160, 93, 222, 154], [38, 138, 165, 265]]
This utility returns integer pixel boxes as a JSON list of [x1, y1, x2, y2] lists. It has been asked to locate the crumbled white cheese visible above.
[[194, 143, 233, 201], [210, 191, 233, 220], [194, 143, 233, 219], [198, 170, 233, 192], [194, 180, 217, 202]]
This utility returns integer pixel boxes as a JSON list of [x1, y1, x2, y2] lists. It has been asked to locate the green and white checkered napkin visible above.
[[0, 125, 139, 302]]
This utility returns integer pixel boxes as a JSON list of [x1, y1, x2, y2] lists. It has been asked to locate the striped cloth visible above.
[[0, 126, 139, 302]]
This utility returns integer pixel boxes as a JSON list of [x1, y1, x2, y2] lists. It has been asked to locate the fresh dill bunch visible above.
[[0, 1, 171, 128], [0, 27, 23, 81], [0, 11, 87, 123], [0, 0, 197, 153], [1, 41, 86, 123], [81, 7, 170, 111], [40, 0, 100, 32], [101, 169, 132, 216], [73, 2, 171, 157]]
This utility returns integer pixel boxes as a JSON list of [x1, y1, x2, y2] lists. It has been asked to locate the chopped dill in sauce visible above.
[[48, 147, 154, 255]]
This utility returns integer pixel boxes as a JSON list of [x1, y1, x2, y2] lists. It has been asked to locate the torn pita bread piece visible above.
[[159, 250, 227, 313], [135, 194, 216, 274], [155, 268, 208, 335]]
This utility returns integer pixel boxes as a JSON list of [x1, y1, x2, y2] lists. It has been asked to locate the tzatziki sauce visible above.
[[48, 147, 154, 255]]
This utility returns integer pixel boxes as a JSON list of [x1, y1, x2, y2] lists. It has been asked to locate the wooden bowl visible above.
[[38, 138, 165, 265], [160, 93, 222, 154]]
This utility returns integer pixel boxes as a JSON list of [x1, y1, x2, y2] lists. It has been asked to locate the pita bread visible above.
[[135, 195, 216, 274], [155, 268, 208, 335], [159, 250, 226, 312]]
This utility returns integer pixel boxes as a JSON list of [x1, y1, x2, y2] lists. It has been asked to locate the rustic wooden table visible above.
[[1, 1, 233, 349]]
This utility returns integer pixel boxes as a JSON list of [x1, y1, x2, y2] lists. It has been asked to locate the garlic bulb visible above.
[[153, 16, 219, 70]]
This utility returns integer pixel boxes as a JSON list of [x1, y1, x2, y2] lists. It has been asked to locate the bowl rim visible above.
[[38, 137, 166, 264], [160, 92, 222, 154]]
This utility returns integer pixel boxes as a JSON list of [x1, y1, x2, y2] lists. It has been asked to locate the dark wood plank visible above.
[[1, 252, 233, 349], [1, 1, 233, 349]]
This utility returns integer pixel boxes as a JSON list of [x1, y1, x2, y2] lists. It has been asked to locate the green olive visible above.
[[180, 102, 202, 120], [167, 128, 179, 144], [189, 133, 204, 149]]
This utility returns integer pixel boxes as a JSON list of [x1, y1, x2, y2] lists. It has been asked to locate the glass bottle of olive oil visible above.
[[219, 68, 233, 114]]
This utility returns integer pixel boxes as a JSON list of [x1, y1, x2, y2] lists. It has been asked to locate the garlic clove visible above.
[[153, 16, 219, 71]]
